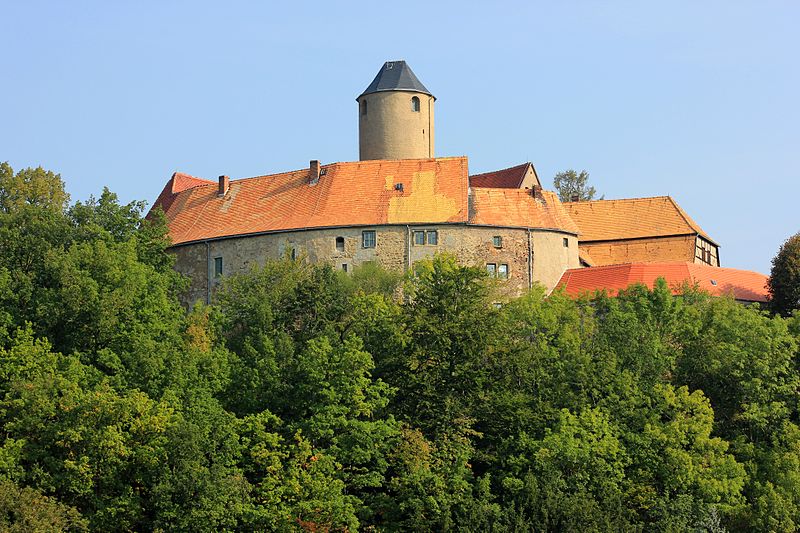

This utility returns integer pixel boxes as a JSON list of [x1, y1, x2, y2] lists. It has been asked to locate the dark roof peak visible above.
[[359, 60, 434, 99]]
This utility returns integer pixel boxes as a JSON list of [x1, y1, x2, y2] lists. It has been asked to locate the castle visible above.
[[152, 61, 767, 304]]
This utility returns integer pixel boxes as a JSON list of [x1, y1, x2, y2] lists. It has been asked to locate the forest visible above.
[[1, 162, 800, 532]]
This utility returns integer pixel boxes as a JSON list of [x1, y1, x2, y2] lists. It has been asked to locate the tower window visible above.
[[361, 100, 367, 116], [335, 236, 345, 252], [411, 96, 420, 112]]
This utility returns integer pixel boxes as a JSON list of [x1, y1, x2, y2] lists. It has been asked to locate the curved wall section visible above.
[[358, 91, 434, 160]]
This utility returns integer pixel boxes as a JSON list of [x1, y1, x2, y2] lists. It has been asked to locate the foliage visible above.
[[553, 168, 602, 202], [769, 231, 800, 317], [3, 162, 800, 531]]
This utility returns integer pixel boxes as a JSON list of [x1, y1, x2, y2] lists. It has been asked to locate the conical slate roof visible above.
[[358, 60, 434, 99]]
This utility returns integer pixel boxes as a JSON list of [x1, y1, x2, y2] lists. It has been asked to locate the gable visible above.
[[469, 163, 541, 189]]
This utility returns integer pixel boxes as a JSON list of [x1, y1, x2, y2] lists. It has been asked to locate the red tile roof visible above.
[[151, 172, 215, 215], [152, 158, 583, 246], [563, 196, 716, 244], [153, 158, 470, 246], [469, 163, 531, 188], [469, 188, 580, 234], [556, 262, 768, 302]]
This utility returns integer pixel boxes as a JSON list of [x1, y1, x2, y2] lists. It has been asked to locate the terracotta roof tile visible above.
[[469, 163, 530, 188], [563, 196, 716, 244], [152, 157, 469, 246], [469, 188, 580, 233], [556, 262, 768, 302]]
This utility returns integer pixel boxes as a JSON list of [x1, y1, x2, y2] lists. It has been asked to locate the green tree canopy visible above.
[[553, 168, 601, 202], [769, 231, 800, 317]]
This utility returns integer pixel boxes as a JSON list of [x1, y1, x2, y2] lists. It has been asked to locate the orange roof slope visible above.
[[470, 163, 531, 188], [563, 196, 716, 244], [152, 157, 469, 246], [556, 262, 768, 302], [469, 188, 580, 233], [151, 172, 216, 215]]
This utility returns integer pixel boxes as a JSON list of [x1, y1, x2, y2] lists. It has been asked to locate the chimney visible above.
[[218, 175, 229, 197], [570, 193, 579, 202], [309, 160, 321, 184], [532, 184, 542, 199]]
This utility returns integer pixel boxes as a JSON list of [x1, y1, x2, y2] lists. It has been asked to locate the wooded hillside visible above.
[[1, 163, 799, 531]]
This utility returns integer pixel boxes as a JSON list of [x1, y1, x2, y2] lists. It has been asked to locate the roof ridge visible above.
[[234, 156, 469, 182], [469, 162, 530, 178], [564, 195, 672, 206]]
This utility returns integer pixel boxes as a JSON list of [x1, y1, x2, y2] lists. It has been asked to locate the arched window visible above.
[[411, 96, 420, 112], [335, 236, 345, 252], [361, 99, 368, 116]]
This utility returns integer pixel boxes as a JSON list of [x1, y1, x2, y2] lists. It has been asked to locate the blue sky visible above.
[[2, 1, 797, 273]]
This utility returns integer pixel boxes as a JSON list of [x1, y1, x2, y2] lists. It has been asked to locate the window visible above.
[[213, 257, 223, 278], [290, 248, 296, 261], [413, 230, 438, 245], [487, 263, 508, 279], [411, 96, 420, 112], [498, 264, 509, 279], [493, 236, 503, 248], [335, 236, 345, 252], [563, 237, 569, 248], [341, 264, 348, 273], [362, 230, 376, 248], [361, 99, 367, 116]]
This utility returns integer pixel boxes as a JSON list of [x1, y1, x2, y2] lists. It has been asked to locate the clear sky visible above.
[[2, 1, 798, 273]]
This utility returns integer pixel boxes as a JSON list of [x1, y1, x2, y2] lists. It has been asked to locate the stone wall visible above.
[[172, 224, 578, 306], [358, 91, 434, 160], [579, 235, 696, 266]]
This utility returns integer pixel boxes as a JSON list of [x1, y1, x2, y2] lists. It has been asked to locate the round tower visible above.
[[357, 60, 435, 161]]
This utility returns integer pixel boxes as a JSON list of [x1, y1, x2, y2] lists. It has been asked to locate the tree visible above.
[[553, 169, 601, 202], [768, 232, 800, 317]]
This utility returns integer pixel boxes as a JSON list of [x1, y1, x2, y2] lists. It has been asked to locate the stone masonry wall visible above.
[[172, 224, 578, 306], [579, 235, 695, 267]]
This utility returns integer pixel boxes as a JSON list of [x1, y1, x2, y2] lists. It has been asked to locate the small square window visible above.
[[486, 263, 497, 276], [498, 264, 509, 279], [493, 236, 503, 248], [413, 231, 425, 245], [426, 230, 438, 245], [213, 257, 223, 278], [362, 230, 376, 248], [563, 237, 569, 248], [335, 236, 345, 252]]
